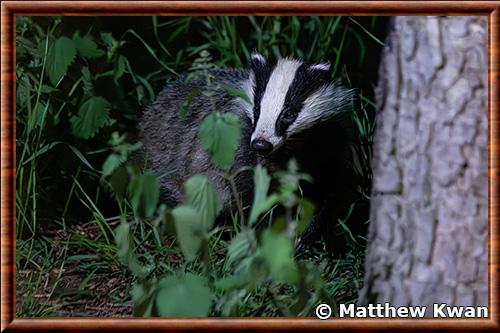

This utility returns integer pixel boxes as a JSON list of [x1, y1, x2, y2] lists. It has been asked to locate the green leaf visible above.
[[259, 229, 298, 283], [70, 96, 111, 139], [127, 172, 160, 219], [131, 281, 156, 317], [114, 56, 127, 83], [67, 144, 96, 170], [110, 166, 130, 201], [30, 101, 49, 132], [171, 205, 204, 261], [81, 67, 93, 97], [100, 32, 117, 49], [297, 199, 315, 234], [40, 85, 57, 94], [248, 165, 279, 225], [102, 153, 123, 177], [214, 275, 249, 291], [225, 228, 256, 271], [66, 254, 99, 261], [160, 206, 177, 237], [198, 112, 241, 169], [114, 220, 132, 259], [271, 216, 287, 233], [16, 75, 30, 108], [156, 273, 213, 317], [46, 36, 76, 86], [183, 175, 222, 230], [348, 17, 385, 46], [74, 33, 105, 58], [114, 221, 151, 279]]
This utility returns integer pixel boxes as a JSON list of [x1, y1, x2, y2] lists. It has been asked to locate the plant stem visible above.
[[227, 174, 246, 227], [62, 165, 81, 221]]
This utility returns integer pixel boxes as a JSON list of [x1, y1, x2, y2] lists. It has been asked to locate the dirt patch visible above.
[[17, 220, 135, 317]]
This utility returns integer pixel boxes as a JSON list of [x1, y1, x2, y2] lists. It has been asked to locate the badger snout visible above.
[[251, 139, 273, 155]]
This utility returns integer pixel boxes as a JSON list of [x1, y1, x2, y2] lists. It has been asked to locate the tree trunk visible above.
[[359, 16, 488, 309]]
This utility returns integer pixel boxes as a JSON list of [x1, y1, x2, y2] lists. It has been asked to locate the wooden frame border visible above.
[[1, 1, 499, 331]]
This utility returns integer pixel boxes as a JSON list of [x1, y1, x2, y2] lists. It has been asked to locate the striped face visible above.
[[244, 52, 353, 155]]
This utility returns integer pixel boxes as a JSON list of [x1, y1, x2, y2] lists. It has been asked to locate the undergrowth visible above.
[[15, 16, 385, 317]]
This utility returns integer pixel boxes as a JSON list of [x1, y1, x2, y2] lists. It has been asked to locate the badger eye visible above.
[[283, 109, 296, 120]]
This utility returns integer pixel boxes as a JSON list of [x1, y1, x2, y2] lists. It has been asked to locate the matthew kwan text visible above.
[[339, 303, 488, 318]]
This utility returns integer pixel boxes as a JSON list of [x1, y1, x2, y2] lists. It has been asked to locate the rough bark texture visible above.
[[359, 16, 488, 308]]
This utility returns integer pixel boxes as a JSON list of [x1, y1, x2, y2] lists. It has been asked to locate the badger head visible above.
[[242, 51, 355, 156]]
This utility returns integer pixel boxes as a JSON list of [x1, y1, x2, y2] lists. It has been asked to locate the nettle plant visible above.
[[15, 16, 157, 238], [108, 54, 332, 317], [16, 18, 105, 240]]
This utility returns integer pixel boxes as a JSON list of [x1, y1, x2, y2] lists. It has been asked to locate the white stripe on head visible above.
[[309, 62, 331, 71], [251, 57, 302, 147], [251, 51, 266, 65], [287, 84, 354, 135]]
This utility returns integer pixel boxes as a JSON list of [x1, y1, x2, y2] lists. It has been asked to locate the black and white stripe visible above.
[[275, 62, 331, 136], [251, 56, 301, 147], [250, 52, 276, 128], [245, 52, 354, 152]]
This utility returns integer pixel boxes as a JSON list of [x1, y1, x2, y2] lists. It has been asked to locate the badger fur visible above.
[[138, 67, 256, 208], [138, 52, 359, 251]]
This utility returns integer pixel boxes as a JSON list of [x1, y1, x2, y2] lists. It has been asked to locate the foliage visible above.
[[114, 158, 327, 316], [198, 112, 241, 169], [15, 15, 386, 317]]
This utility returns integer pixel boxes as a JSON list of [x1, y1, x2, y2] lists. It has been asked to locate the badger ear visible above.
[[309, 62, 331, 72], [250, 51, 267, 69]]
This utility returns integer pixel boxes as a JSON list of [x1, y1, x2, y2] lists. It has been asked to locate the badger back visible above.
[[138, 68, 255, 207]]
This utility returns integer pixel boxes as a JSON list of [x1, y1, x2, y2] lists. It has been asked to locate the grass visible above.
[[15, 16, 387, 317]]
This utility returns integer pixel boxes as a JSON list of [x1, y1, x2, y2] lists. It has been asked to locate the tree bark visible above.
[[360, 16, 488, 308]]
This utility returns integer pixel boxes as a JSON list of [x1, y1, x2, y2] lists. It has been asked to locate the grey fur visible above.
[[139, 59, 359, 251], [138, 68, 259, 209]]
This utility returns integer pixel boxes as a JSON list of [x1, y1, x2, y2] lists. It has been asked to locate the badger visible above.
[[138, 52, 360, 251]]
